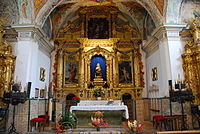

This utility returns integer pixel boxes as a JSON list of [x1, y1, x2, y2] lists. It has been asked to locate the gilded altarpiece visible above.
[[0, 26, 16, 107], [54, 6, 144, 100], [182, 18, 200, 104]]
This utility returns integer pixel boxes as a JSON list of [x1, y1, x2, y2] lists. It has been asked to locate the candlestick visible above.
[[178, 74, 180, 82]]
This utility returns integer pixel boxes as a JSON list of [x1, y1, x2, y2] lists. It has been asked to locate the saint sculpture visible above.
[[95, 63, 102, 78], [93, 63, 104, 86]]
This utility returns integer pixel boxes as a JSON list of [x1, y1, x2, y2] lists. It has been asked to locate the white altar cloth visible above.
[[70, 105, 129, 119], [78, 100, 121, 106]]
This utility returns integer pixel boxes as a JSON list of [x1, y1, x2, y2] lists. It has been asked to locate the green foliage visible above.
[[59, 111, 77, 129], [93, 87, 105, 97]]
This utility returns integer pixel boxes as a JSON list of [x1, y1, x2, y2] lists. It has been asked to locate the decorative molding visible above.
[[164, 24, 187, 41], [11, 24, 54, 57], [142, 24, 186, 57], [77, 38, 120, 48]]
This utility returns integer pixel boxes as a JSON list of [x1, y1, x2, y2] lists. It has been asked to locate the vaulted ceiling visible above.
[[35, 0, 166, 39], [0, 0, 167, 40]]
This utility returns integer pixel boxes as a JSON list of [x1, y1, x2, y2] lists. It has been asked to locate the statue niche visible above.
[[90, 55, 106, 86]]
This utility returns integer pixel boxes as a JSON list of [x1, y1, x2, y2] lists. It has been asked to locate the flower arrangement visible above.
[[91, 116, 108, 131], [93, 87, 105, 98], [127, 120, 145, 132], [57, 111, 77, 133], [88, 111, 108, 131], [72, 96, 80, 106]]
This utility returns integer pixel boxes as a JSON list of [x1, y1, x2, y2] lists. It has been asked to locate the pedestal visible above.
[[93, 77, 104, 86]]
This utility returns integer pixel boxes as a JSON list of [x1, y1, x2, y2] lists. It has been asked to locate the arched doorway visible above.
[[122, 93, 134, 120], [66, 94, 76, 110], [66, 94, 76, 100]]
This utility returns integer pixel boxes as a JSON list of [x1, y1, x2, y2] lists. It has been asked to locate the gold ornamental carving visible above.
[[77, 38, 120, 48], [0, 26, 16, 107], [182, 18, 200, 104], [54, 6, 144, 100]]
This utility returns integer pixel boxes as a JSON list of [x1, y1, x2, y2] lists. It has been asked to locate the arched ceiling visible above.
[[34, 0, 166, 39], [0, 0, 19, 25]]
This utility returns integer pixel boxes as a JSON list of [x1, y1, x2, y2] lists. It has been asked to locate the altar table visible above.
[[70, 105, 129, 119]]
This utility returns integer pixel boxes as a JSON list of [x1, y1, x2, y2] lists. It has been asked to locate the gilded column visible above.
[[80, 54, 85, 88], [81, 14, 85, 37], [109, 59, 113, 88], [113, 50, 118, 87], [85, 59, 88, 88], [133, 48, 140, 87], [57, 49, 63, 90], [133, 42, 143, 99], [85, 15, 88, 38], [111, 12, 117, 38], [88, 60, 90, 86]]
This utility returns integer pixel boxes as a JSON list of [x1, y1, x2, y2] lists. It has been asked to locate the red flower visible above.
[[72, 97, 80, 101], [91, 117, 109, 127], [57, 125, 64, 133]]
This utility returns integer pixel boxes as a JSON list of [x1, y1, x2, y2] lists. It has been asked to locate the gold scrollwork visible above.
[[0, 26, 16, 107], [182, 19, 200, 104]]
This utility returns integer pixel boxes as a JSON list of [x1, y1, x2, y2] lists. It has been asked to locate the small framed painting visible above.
[[152, 67, 158, 81], [40, 67, 45, 82]]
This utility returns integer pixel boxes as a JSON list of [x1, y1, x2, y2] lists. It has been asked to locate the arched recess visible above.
[[121, 93, 134, 120], [122, 93, 132, 100], [66, 93, 76, 100], [90, 54, 107, 81], [66, 93, 76, 110], [81, 47, 115, 89]]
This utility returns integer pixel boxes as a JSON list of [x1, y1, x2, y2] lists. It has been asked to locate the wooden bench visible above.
[[157, 130, 200, 134]]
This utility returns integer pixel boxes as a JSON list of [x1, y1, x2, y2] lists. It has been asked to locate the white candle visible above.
[[178, 74, 181, 82]]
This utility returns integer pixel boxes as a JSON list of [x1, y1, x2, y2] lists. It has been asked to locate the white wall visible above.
[[35, 48, 51, 98], [168, 40, 184, 84], [144, 25, 186, 99], [14, 35, 51, 98], [146, 49, 161, 98], [14, 39, 38, 95]]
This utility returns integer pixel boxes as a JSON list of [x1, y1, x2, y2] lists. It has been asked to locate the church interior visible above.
[[0, 0, 200, 134]]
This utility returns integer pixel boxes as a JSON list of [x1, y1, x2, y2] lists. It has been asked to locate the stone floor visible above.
[[25, 121, 157, 134]]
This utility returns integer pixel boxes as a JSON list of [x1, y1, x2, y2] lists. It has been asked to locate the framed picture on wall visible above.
[[63, 54, 79, 87], [40, 67, 45, 82], [118, 61, 132, 83], [64, 61, 78, 84], [152, 67, 158, 81]]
